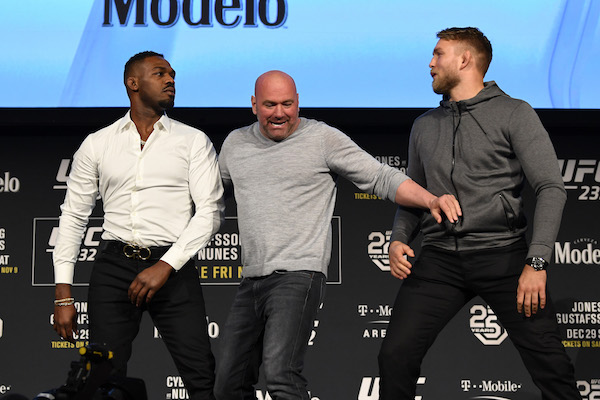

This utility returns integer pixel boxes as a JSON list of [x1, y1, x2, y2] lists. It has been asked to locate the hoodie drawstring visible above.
[[449, 102, 465, 249]]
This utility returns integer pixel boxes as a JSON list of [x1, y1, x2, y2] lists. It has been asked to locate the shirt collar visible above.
[[118, 110, 172, 134]]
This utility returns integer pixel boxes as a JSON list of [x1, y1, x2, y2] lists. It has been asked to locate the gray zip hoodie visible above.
[[391, 81, 566, 261]]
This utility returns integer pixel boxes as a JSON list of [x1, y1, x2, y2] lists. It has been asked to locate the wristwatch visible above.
[[526, 257, 548, 271]]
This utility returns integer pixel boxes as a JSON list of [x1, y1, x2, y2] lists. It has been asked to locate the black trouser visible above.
[[378, 240, 580, 400], [88, 242, 215, 400]]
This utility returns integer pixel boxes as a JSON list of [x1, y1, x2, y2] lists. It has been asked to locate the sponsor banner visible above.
[[198, 217, 342, 285], [578, 379, 600, 400], [0, 384, 12, 396], [354, 193, 383, 200], [53, 159, 71, 191], [103, 0, 288, 28], [357, 303, 392, 339], [32, 216, 342, 286], [559, 159, 600, 201], [557, 301, 600, 349], [2, 117, 599, 399], [358, 377, 426, 400], [0, 227, 17, 276], [469, 304, 508, 346], [460, 378, 523, 398], [165, 376, 189, 400], [373, 156, 407, 171], [32, 218, 103, 286], [555, 238, 600, 266], [197, 218, 242, 285], [7, 3, 592, 108], [367, 230, 391, 271], [0, 171, 21, 193]]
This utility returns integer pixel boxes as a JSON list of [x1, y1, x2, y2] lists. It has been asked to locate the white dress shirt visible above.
[[54, 112, 224, 284]]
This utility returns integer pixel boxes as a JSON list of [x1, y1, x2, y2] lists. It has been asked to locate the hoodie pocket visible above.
[[499, 194, 517, 231]]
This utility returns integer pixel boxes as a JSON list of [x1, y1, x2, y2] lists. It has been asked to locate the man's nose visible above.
[[273, 104, 284, 117]]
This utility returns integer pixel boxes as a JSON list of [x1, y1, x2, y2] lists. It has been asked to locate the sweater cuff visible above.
[[527, 243, 553, 263], [390, 231, 408, 244]]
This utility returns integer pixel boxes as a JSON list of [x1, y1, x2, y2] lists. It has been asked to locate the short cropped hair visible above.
[[437, 27, 492, 75], [123, 51, 164, 85]]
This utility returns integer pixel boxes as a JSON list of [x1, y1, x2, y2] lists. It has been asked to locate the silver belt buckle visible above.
[[123, 244, 151, 260]]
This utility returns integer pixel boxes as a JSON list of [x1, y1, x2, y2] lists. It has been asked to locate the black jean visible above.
[[378, 240, 579, 400], [88, 245, 215, 400]]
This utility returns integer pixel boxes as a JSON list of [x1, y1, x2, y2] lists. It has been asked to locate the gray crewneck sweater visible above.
[[391, 82, 566, 261], [219, 117, 409, 277]]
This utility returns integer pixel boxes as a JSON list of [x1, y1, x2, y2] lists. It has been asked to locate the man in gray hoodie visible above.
[[214, 70, 461, 400], [378, 27, 580, 399]]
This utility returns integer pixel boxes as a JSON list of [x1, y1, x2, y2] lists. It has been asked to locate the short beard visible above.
[[159, 97, 175, 110], [432, 74, 460, 96]]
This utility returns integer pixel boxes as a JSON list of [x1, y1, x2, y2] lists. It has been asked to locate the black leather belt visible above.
[[103, 241, 170, 261]]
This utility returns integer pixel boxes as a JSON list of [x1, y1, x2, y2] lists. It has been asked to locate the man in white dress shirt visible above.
[[51, 51, 224, 399]]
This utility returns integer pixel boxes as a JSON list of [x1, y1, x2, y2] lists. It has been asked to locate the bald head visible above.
[[252, 70, 300, 142], [254, 70, 297, 97]]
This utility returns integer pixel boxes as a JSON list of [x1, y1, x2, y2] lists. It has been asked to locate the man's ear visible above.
[[460, 50, 472, 70], [126, 76, 138, 92], [251, 95, 257, 115]]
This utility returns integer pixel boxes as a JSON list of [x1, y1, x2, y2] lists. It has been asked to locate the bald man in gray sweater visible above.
[[214, 70, 461, 400]]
